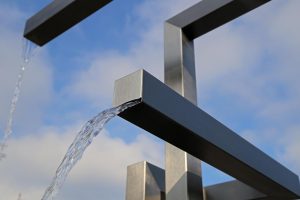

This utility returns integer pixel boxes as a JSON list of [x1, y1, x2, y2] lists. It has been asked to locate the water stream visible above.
[[1, 38, 139, 200], [41, 99, 140, 200], [0, 39, 38, 161]]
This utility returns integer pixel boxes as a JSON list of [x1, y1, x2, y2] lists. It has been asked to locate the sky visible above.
[[0, 0, 300, 199]]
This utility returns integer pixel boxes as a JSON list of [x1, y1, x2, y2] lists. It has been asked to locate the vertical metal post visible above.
[[164, 22, 203, 200], [163, 1, 271, 198], [126, 161, 165, 200]]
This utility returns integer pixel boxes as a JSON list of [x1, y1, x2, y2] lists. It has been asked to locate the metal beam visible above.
[[164, 19, 203, 200], [24, 0, 112, 46], [167, 0, 270, 40], [113, 69, 300, 199], [204, 180, 266, 200]]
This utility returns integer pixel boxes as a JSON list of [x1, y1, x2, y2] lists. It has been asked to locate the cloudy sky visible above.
[[0, 0, 300, 199]]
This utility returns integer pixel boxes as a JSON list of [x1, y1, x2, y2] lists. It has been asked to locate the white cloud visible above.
[[0, 123, 163, 200], [70, 51, 138, 107]]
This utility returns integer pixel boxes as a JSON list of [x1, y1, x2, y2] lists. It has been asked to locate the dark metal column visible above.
[[24, 0, 113, 46], [164, 22, 203, 200]]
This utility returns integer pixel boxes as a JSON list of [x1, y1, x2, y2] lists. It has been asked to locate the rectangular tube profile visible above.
[[126, 161, 165, 200], [113, 69, 300, 199], [167, 0, 270, 40], [24, 0, 112, 46]]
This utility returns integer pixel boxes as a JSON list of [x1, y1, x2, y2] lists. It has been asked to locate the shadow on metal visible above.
[[126, 161, 165, 200], [113, 69, 300, 199]]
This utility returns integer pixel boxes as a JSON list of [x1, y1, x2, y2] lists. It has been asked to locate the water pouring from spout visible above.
[[0, 39, 38, 161], [41, 99, 140, 200]]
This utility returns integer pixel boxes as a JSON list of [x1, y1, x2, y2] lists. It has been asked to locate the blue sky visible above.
[[0, 0, 300, 199]]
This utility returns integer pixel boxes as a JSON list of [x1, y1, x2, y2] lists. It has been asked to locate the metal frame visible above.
[[25, 0, 300, 199], [113, 69, 300, 199]]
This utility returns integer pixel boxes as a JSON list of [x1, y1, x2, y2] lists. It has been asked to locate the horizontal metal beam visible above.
[[167, 0, 270, 40], [126, 161, 270, 200], [113, 69, 300, 199], [205, 180, 266, 200], [24, 0, 112, 46]]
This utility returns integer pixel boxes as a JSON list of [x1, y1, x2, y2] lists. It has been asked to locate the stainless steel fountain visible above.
[[24, 0, 300, 199]]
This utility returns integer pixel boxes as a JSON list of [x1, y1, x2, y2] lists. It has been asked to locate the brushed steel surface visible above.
[[113, 70, 143, 107], [126, 161, 165, 200], [164, 22, 197, 103], [24, 0, 112, 46], [113, 69, 300, 199], [165, 144, 202, 200], [164, 21, 202, 200]]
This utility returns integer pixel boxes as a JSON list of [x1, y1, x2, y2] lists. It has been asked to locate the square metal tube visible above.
[[126, 162, 165, 200], [167, 0, 270, 40], [113, 69, 300, 199], [24, 0, 112, 46], [164, 18, 203, 200]]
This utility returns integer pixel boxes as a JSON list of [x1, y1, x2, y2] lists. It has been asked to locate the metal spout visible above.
[[113, 69, 300, 199], [24, 0, 112, 46]]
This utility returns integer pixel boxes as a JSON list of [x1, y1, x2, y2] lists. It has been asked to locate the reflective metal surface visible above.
[[126, 161, 165, 200], [164, 20, 203, 200], [24, 0, 112, 46], [113, 69, 300, 199]]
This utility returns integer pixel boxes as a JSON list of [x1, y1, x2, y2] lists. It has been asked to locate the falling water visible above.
[[41, 99, 140, 200], [0, 39, 38, 161]]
